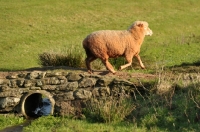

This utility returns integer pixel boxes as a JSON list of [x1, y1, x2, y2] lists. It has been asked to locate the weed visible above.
[[83, 96, 136, 124], [39, 50, 85, 68]]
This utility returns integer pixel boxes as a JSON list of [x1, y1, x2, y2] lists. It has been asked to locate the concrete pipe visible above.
[[19, 90, 55, 118]]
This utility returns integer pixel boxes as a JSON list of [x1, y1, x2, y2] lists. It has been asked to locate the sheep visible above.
[[82, 21, 153, 74]]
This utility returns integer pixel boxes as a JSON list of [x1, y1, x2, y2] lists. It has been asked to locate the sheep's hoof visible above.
[[141, 66, 146, 69], [88, 70, 94, 74], [112, 71, 116, 75]]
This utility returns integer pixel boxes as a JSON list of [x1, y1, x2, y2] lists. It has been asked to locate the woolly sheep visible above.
[[82, 21, 153, 74]]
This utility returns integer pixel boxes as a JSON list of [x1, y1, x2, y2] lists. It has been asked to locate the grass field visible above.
[[1, 0, 200, 131], [0, 0, 200, 71]]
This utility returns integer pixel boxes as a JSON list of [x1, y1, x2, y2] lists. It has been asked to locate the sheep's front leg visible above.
[[135, 54, 145, 69]]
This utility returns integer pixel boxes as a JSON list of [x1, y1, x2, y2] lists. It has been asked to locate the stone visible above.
[[43, 78, 50, 85], [99, 87, 110, 96], [38, 72, 46, 79], [18, 88, 30, 93], [0, 91, 21, 97], [46, 71, 64, 77], [36, 80, 43, 86], [30, 87, 41, 90], [63, 92, 75, 100], [74, 89, 92, 99], [27, 72, 40, 79], [60, 79, 67, 84], [0, 97, 20, 108], [54, 72, 63, 76], [67, 82, 79, 91], [42, 85, 57, 90], [0, 79, 9, 85], [97, 77, 113, 86], [9, 80, 18, 88], [26, 71, 46, 79], [24, 80, 33, 87], [0, 85, 10, 91], [18, 73, 27, 78], [56, 82, 78, 91], [55, 92, 75, 101], [67, 73, 82, 82], [57, 76, 67, 80], [54, 101, 75, 116], [79, 77, 96, 88], [92, 88, 100, 97], [56, 84, 68, 91], [16, 79, 25, 87], [7, 74, 18, 79], [49, 77, 60, 85], [0, 98, 6, 108]]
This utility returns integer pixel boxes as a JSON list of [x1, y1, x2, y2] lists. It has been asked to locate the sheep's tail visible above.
[[82, 37, 92, 56], [82, 37, 88, 49]]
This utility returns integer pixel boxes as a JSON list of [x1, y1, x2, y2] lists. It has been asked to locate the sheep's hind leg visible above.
[[101, 58, 116, 74], [85, 56, 97, 74]]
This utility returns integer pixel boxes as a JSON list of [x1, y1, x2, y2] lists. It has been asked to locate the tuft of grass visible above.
[[39, 52, 85, 68], [83, 97, 136, 124], [38, 50, 107, 70]]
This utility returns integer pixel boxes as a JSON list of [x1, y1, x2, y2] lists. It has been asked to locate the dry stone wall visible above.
[[1, 70, 199, 118], [0, 71, 140, 117]]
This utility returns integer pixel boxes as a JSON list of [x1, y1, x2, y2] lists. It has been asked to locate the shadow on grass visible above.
[[169, 60, 200, 73], [0, 66, 87, 72], [176, 60, 200, 67]]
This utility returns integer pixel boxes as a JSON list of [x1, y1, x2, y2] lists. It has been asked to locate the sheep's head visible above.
[[129, 21, 153, 36]]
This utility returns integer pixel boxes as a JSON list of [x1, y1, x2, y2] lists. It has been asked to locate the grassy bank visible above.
[[22, 81, 200, 131], [0, 0, 200, 71], [0, 114, 24, 130], [1, 80, 200, 132]]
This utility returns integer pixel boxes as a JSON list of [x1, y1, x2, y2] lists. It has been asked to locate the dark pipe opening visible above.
[[24, 93, 42, 117], [21, 91, 55, 118]]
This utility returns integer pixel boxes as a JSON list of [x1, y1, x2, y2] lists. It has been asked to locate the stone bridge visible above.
[[0, 70, 151, 118], [1, 70, 198, 118]]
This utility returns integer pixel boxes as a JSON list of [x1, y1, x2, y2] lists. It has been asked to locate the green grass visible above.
[[0, 114, 24, 130], [0, 0, 200, 71], [23, 116, 144, 132]]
